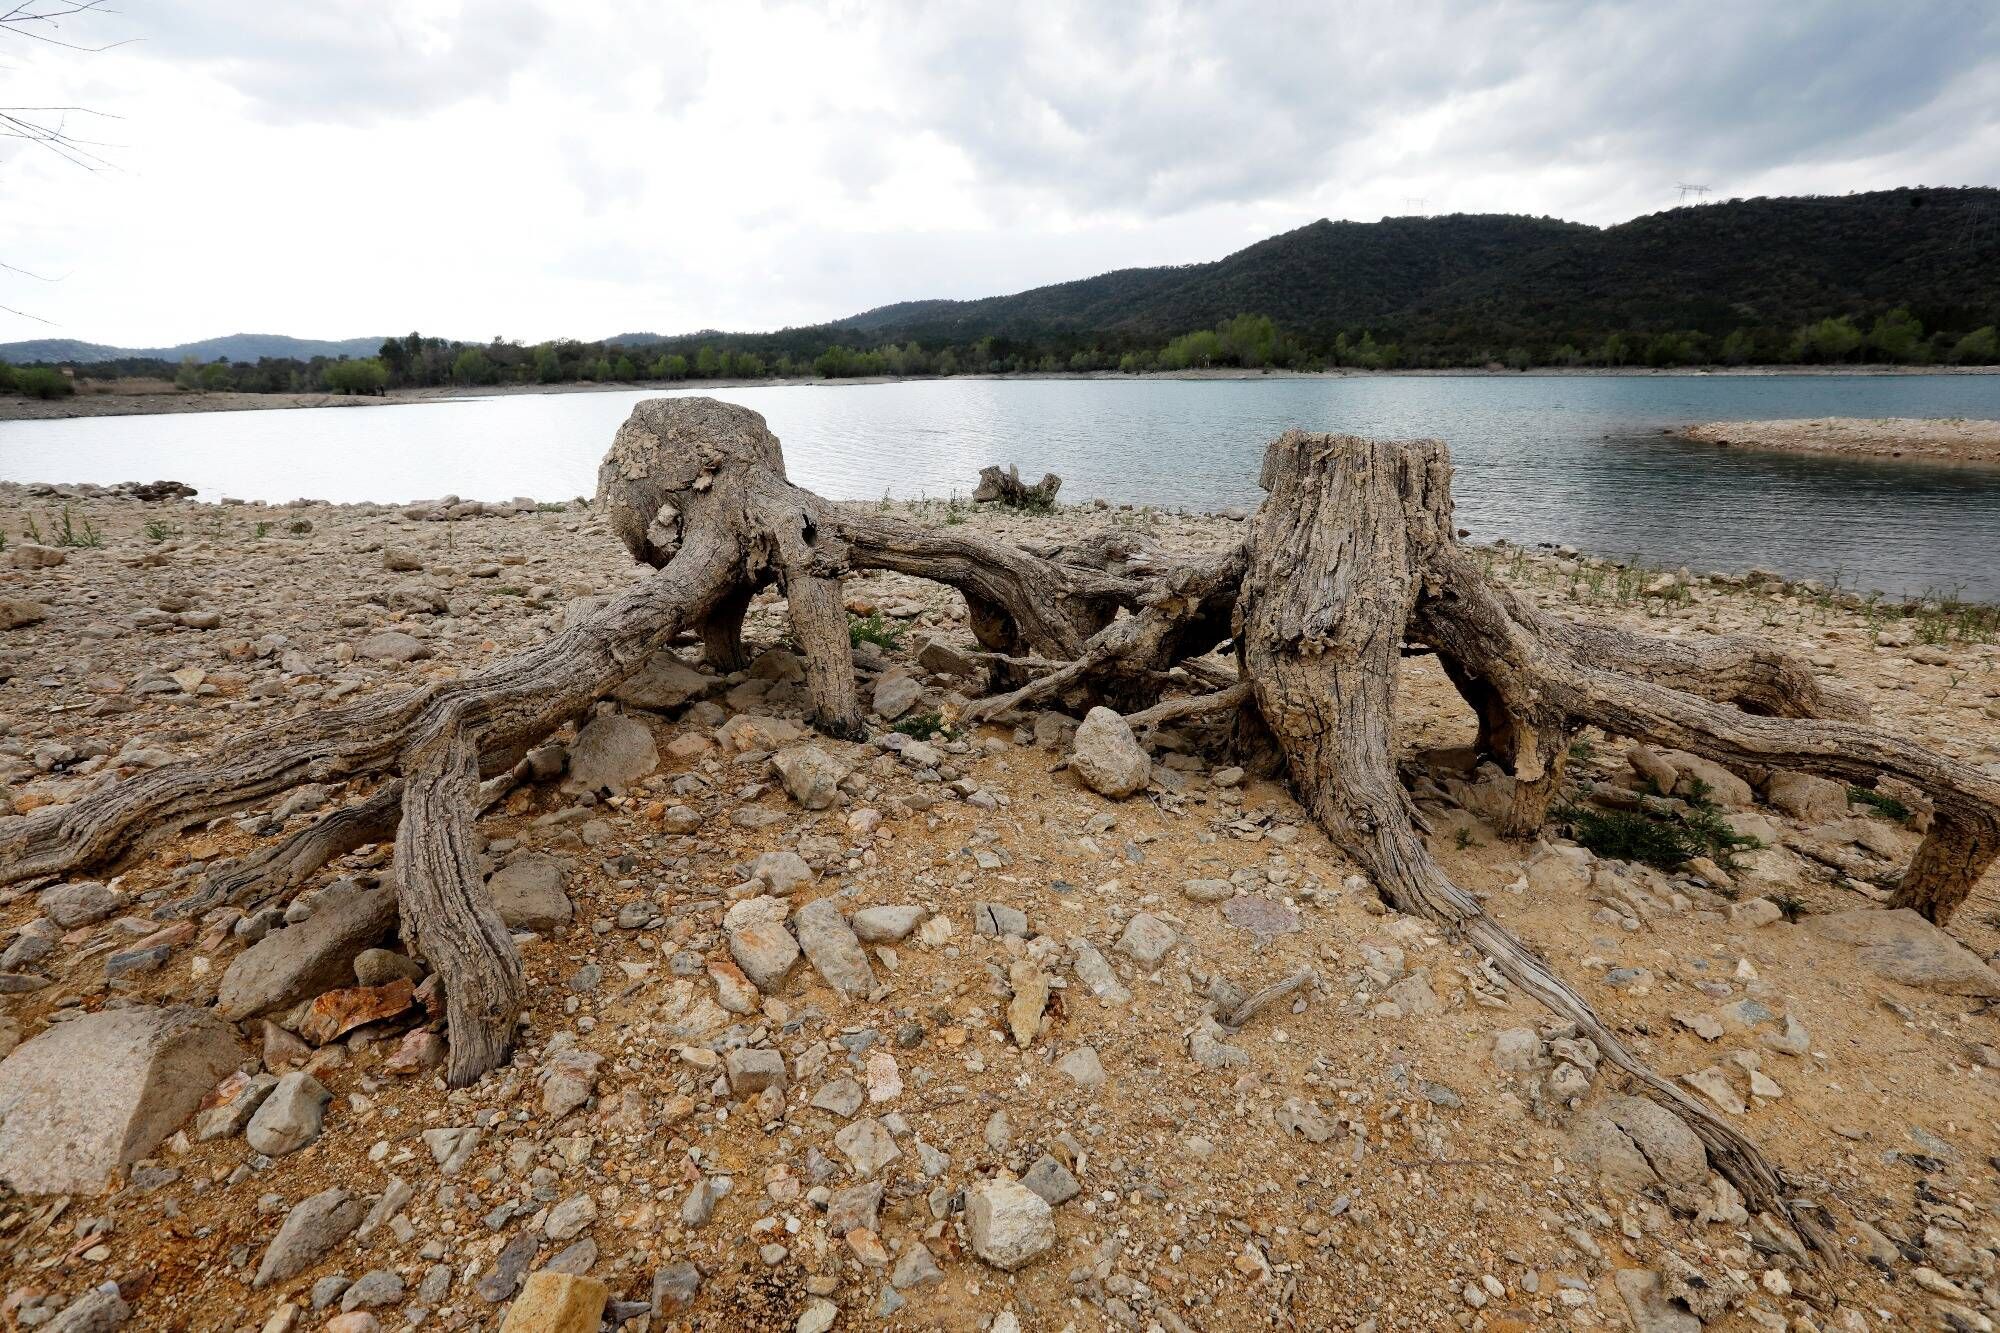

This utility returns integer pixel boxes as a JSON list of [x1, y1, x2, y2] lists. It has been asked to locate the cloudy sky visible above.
[[5, 0, 1998, 348]]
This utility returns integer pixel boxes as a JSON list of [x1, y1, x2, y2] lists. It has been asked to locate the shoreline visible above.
[[1678, 417, 2000, 465], [6, 361, 1999, 422]]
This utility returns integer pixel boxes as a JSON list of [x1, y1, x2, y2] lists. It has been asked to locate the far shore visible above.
[[4, 361, 1998, 422], [1678, 417, 2000, 465]]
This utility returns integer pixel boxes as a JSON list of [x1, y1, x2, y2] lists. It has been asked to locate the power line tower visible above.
[[1675, 182, 1711, 205]]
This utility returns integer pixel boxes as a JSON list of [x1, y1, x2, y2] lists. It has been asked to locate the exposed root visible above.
[[160, 784, 403, 921]]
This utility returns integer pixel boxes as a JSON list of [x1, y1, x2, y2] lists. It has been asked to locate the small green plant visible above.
[[21, 514, 43, 544], [1567, 735, 1597, 763], [253, 521, 273, 539], [1846, 784, 1910, 823], [1453, 825, 1478, 850], [848, 611, 903, 650], [143, 519, 181, 544], [1557, 786, 1756, 871], [891, 710, 960, 741], [51, 505, 104, 548], [1770, 890, 1808, 922]]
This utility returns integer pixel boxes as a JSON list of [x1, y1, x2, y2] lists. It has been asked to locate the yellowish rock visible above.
[[500, 1272, 609, 1332]]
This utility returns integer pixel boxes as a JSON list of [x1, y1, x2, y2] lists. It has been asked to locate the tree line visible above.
[[5, 307, 1998, 402]]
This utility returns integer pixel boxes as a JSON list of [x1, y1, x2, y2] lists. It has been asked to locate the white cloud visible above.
[[3, 0, 1995, 346]]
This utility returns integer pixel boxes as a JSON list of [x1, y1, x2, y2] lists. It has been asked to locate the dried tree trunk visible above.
[[972, 463, 1062, 508]]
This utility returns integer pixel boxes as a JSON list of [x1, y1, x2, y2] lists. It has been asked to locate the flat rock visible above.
[[1764, 770, 1849, 824], [218, 883, 397, 1021], [1067, 706, 1150, 799], [1115, 912, 1176, 966], [40, 881, 122, 929], [727, 920, 799, 992], [1220, 895, 1300, 936], [1805, 909, 2000, 996], [1613, 1268, 1700, 1333], [500, 1272, 607, 1333], [1572, 1095, 1708, 1189], [851, 905, 924, 943], [246, 1071, 330, 1157], [873, 672, 923, 720], [0, 1006, 243, 1194], [563, 711, 658, 794], [611, 650, 716, 711], [793, 900, 874, 997], [356, 631, 432, 664], [255, 1188, 362, 1288], [485, 856, 573, 933], [833, 1117, 900, 1177]]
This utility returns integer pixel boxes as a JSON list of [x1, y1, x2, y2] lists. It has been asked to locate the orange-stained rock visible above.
[[296, 977, 414, 1045], [499, 1272, 608, 1332]]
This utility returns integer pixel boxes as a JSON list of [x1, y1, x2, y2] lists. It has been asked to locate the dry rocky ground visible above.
[[0, 479, 1996, 1333]]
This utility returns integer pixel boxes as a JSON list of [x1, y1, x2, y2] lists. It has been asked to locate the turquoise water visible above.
[[4, 373, 1999, 599]]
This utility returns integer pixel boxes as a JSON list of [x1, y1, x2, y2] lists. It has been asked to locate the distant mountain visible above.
[[0, 333, 386, 365]]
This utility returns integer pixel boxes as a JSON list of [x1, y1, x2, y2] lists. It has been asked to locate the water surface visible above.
[[4, 373, 1999, 599]]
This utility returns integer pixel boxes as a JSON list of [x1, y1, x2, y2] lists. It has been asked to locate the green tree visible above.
[[1866, 308, 1924, 363], [613, 355, 638, 380], [198, 361, 233, 391], [451, 347, 494, 385], [694, 346, 719, 378], [534, 345, 564, 384], [324, 358, 388, 395], [173, 356, 201, 391], [1791, 316, 1863, 363], [1952, 325, 1999, 364]]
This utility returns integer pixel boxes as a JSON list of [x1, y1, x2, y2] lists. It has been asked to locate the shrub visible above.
[[848, 612, 903, 650], [4, 366, 74, 399]]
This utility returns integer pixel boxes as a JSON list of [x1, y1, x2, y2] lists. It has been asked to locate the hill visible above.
[[0, 333, 385, 365]]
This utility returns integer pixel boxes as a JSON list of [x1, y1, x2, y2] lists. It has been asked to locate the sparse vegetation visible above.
[[1847, 784, 1911, 823], [890, 711, 960, 741], [1558, 782, 1758, 870], [142, 519, 180, 544], [49, 505, 103, 548], [848, 611, 904, 650]]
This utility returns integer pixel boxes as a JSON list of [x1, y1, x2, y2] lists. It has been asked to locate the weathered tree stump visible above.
[[6, 401, 1995, 1258], [972, 463, 1062, 509]]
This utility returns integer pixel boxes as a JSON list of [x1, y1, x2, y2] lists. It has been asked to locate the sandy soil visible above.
[[0, 484, 1996, 1331], [1680, 418, 2000, 464]]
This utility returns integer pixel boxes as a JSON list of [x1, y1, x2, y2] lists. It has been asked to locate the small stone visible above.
[[255, 1188, 362, 1288], [793, 899, 875, 997], [1020, 1154, 1081, 1205], [725, 1048, 787, 1096], [851, 905, 925, 943], [772, 746, 844, 810], [544, 1193, 598, 1241], [833, 1117, 900, 1177], [244, 1071, 330, 1157], [1067, 707, 1151, 798], [485, 857, 573, 933], [1056, 1046, 1107, 1089], [728, 919, 800, 992]]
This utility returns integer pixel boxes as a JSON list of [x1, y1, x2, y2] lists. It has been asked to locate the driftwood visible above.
[[6, 401, 1996, 1261], [972, 463, 1062, 509]]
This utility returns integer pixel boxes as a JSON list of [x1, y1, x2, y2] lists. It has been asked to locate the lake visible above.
[[5, 373, 2000, 600]]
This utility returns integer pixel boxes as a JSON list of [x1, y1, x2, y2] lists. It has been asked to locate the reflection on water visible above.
[[3, 374, 1999, 599]]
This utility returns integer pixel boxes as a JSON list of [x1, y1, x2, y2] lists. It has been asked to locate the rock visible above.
[[1220, 895, 1300, 936], [1572, 1095, 1707, 1189], [340, 1271, 405, 1311], [851, 905, 924, 943], [1115, 912, 1177, 966], [196, 1071, 278, 1141], [1490, 1027, 1542, 1072], [381, 547, 423, 572], [973, 901, 1028, 937], [724, 1048, 787, 1096], [751, 850, 814, 894], [246, 1071, 331, 1156], [916, 638, 980, 678], [833, 1117, 900, 1177], [356, 631, 431, 664], [42, 1282, 129, 1331], [873, 672, 923, 719], [0, 597, 47, 629], [772, 746, 844, 810], [1383, 972, 1440, 1016], [825, 1178, 883, 1234], [1683, 1066, 1746, 1116], [964, 1179, 1055, 1270], [1069, 938, 1131, 1003], [1764, 770, 1849, 824], [811, 1076, 865, 1118], [0, 1005, 243, 1194], [1180, 877, 1234, 902], [352, 948, 424, 987], [8, 542, 64, 569], [485, 856, 573, 933], [1021, 1154, 1081, 1205], [540, 1049, 603, 1118], [1056, 1045, 1107, 1089], [891, 1240, 945, 1289], [1728, 897, 1785, 929], [40, 880, 122, 928], [423, 1125, 482, 1174], [218, 884, 397, 1020], [1613, 1268, 1700, 1333], [499, 1272, 608, 1333], [297, 978, 415, 1045], [563, 712, 658, 794], [708, 959, 760, 1014], [1006, 959, 1048, 1046], [793, 899, 875, 997], [612, 650, 716, 711], [1668, 752, 1754, 808], [1067, 706, 1151, 798], [255, 1188, 363, 1288], [727, 920, 800, 992], [544, 1194, 597, 1241], [651, 1261, 703, 1313], [476, 1233, 540, 1302], [680, 1175, 731, 1227], [1805, 909, 2000, 995], [796, 1297, 839, 1333], [717, 713, 804, 752]]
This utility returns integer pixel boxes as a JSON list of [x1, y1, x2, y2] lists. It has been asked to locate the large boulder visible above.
[[0, 1006, 245, 1194], [1806, 909, 2000, 995], [563, 711, 659, 794], [218, 883, 397, 1021], [1067, 707, 1151, 799], [1762, 770, 1849, 825]]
